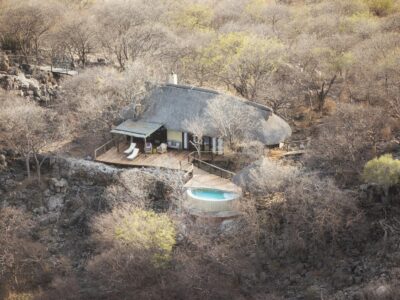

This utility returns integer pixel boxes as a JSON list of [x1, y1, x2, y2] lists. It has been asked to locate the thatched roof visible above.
[[127, 84, 291, 145]]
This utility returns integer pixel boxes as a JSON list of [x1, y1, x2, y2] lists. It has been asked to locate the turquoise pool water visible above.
[[189, 188, 237, 201]]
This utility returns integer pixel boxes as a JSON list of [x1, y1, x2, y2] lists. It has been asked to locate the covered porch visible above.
[[110, 119, 167, 153]]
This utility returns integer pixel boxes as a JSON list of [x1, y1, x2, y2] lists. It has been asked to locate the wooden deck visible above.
[[95, 146, 241, 194], [184, 167, 241, 193], [95, 146, 191, 170]]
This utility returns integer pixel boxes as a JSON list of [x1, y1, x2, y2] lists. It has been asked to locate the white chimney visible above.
[[168, 72, 178, 85]]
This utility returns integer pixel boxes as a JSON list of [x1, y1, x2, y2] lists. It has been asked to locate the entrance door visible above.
[[203, 136, 211, 151]]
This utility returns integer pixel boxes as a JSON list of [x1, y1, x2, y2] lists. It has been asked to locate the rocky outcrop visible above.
[[0, 71, 59, 102]]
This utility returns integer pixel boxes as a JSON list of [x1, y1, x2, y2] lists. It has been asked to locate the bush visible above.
[[364, 0, 395, 16], [362, 154, 400, 188], [86, 206, 176, 298]]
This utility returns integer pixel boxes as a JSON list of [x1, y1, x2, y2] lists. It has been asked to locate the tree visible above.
[[0, 207, 48, 296], [189, 33, 286, 101], [56, 14, 97, 67], [182, 117, 205, 158], [305, 104, 389, 183], [0, 92, 60, 181], [205, 95, 259, 150], [95, 1, 170, 69], [0, 1, 62, 61], [289, 34, 354, 112]]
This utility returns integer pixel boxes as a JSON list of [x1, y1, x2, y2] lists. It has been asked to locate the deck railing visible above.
[[94, 138, 116, 160], [188, 151, 236, 180]]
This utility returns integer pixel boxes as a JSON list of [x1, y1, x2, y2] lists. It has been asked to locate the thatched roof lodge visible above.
[[114, 76, 291, 155]]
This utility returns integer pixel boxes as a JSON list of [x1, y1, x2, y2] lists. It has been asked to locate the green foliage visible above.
[[363, 0, 395, 15], [194, 32, 284, 77], [363, 154, 400, 187], [171, 3, 213, 31], [114, 209, 176, 265]]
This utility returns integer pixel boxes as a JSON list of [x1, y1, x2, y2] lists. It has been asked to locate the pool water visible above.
[[189, 188, 237, 201]]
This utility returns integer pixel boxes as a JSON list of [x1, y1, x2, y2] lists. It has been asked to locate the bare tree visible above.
[[182, 117, 205, 158], [205, 96, 259, 150], [0, 1, 62, 62], [305, 103, 389, 182], [56, 14, 97, 67], [0, 92, 61, 181]]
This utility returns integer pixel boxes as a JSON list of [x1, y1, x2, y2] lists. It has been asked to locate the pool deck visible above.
[[184, 167, 241, 193], [95, 145, 241, 194]]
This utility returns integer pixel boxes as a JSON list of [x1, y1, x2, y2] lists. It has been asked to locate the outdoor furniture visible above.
[[157, 143, 167, 154], [127, 148, 139, 160], [167, 140, 181, 149], [145, 142, 153, 154], [123, 142, 136, 154]]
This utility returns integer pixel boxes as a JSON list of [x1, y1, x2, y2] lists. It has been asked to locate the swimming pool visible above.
[[186, 188, 240, 212]]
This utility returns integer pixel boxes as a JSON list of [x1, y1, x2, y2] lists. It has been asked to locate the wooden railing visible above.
[[94, 138, 116, 159], [188, 151, 236, 180]]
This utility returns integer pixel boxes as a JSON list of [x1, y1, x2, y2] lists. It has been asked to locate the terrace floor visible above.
[[185, 167, 241, 193], [95, 145, 241, 193], [95, 146, 192, 171]]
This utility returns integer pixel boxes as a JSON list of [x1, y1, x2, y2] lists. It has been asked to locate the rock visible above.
[[4, 179, 17, 191], [0, 53, 9, 72], [375, 285, 392, 297], [67, 206, 86, 226], [220, 219, 237, 233], [39, 212, 60, 226], [7, 67, 20, 76], [33, 206, 47, 215], [304, 285, 322, 300], [20, 63, 33, 74], [46, 195, 64, 211], [0, 154, 7, 169], [49, 178, 68, 193]]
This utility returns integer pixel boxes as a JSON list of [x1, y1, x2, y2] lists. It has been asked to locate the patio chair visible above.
[[127, 148, 139, 160], [123, 142, 136, 154], [144, 142, 153, 154], [157, 143, 167, 154]]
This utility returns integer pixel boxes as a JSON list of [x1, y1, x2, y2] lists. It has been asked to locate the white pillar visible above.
[[212, 137, 217, 154]]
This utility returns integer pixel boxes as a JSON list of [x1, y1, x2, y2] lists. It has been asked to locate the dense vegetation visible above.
[[0, 0, 399, 299]]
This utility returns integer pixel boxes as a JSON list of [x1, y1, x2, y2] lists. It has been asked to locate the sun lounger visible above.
[[127, 148, 139, 160], [123, 142, 136, 154]]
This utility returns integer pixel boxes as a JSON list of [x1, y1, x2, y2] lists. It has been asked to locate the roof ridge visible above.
[[164, 83, 220, 95], [162, 83, 273, 112]]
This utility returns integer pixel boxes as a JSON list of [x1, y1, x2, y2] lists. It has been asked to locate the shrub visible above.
[[92, 206, 176, 265], [86, 206, 176, 298], [362, 154, 400, 188], [364, 0, 395, 16]]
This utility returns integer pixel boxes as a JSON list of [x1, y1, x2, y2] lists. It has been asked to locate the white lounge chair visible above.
[[127, 148, 139, 160], [123, 142, 136, 154]]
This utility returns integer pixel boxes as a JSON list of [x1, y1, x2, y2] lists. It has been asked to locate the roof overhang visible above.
[[111, 119, 164, 138]]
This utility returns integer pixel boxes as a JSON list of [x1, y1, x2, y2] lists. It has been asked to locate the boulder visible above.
[[0, 53, 9, 72], [39, 212, 60, 226], [0, 154, 7, 168], [20, 63, 33, 75], [46, 195, 64, 211], [49, 178, 68, 194]]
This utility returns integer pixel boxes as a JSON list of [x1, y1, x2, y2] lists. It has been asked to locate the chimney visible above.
[[168, 72, 178, 85]]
